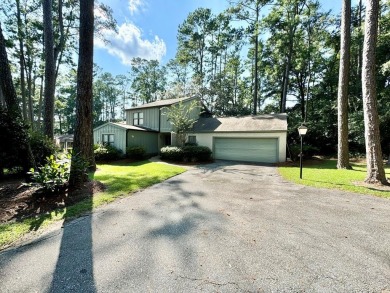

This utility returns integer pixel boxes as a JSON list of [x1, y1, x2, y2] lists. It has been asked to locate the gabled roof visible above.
[[55, 134, 74, 142], [93, 122, 157, 132], [191, 114, 287, 133], [126, 96, 198, 110]]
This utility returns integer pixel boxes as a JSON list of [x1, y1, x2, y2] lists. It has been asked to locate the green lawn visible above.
[[0, 160, 186, 249], [278, 159, 390, 199]]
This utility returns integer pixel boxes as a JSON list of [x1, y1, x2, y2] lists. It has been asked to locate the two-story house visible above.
[[93, 96, 288, 163], [93, 96, 202, 155]]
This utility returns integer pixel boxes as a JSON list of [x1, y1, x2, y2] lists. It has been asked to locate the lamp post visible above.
[[298, 124, 308, 179]]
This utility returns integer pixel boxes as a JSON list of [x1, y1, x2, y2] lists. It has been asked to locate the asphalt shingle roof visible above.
[[93, 122, 157, 132], [191, 114, 287, 132], [126, 97, 196, 110]]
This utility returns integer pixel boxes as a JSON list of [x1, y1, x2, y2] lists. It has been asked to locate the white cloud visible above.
[[128, 0, 144, 15], [95, 23, 166, 65]]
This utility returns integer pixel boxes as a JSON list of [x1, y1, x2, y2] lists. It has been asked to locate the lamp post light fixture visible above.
[[298, 124, 308, 179]]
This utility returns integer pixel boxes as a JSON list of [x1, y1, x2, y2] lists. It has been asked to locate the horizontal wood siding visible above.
[[126, 98, 202, 133], [93, 124, 127, 154], [127, 131, 159, 154], [126, 108, 160, 131]]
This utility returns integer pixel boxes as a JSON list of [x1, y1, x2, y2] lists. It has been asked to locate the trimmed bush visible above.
[[183, 146, 212, 162], [184, 142, 198, 146], [126, 146, 146, 160], [160, 146, 184, 161], [160, 145, 212, 162], [94, 143, 123, 161]]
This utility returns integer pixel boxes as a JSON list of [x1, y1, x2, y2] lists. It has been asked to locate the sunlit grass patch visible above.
[[0, 161, 186, 249], [278, 159, 390, 198]]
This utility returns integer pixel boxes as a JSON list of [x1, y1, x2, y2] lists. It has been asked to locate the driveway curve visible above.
[[0, 161, 389, 292]]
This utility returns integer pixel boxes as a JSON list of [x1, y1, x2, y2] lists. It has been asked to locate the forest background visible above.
[[0, 0, 389, 160]]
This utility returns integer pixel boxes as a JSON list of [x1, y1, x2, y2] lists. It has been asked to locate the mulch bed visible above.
[[0, 179, 105, 224]]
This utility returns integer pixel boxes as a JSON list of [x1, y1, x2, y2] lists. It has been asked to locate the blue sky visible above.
[[95, 0, 346, 76]]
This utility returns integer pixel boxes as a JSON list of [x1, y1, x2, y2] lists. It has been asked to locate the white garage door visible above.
[[214, 137, 278, 163]]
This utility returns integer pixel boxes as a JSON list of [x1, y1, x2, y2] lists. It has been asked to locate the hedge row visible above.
[[160, 146, 212, 162]]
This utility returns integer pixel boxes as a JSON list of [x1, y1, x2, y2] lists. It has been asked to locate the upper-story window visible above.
[[133, 112, 144, 125], [102, 134, 114, 146]]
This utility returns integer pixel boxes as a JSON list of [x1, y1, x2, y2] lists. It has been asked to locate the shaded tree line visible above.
[[1, 0, 390, 186]]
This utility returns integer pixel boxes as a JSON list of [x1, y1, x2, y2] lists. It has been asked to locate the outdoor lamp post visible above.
[[298, 125, 308, 179]]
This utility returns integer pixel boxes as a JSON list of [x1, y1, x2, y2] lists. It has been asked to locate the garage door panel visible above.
[[214, 138, 278, 163]]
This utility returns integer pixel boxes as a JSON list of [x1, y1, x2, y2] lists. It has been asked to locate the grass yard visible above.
[[278, 159, 390, 199], [0, 160, 186, 249]]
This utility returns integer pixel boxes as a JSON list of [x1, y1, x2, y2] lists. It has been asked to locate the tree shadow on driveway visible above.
[[48, 191, 96, 292]]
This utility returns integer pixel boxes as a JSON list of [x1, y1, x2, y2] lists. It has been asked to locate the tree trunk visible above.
[[69, 0, 96, 187], [43, 0, 56, 139], [361, 0, 387, 184], [37, 75, 44, 130], [0, 22, 35, 175], [253, 5, 259, 115], [281, 57, 291, 113], [0, 86, 4, 108], [16, 0, 28, 122], [337, 0, 351, 169]]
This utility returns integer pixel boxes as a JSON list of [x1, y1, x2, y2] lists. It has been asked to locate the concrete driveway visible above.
[[0, 161, 389, 292]]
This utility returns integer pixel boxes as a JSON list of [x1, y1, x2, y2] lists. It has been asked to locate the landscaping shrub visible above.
[[30, 131, 58, 166], [160, 146, 184, 161], [126, 146, 146, 160], [28, 154, 70, 193], [160, 145, 212, 162], [94, 143, 123, 161], [184, 142, 198, 146], [0, 109, 30, 173], [183, 146, 212, 162]]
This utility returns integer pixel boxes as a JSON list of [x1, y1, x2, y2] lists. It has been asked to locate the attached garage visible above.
[[214, 137, 278, 163], [191, 114, 287, 164]]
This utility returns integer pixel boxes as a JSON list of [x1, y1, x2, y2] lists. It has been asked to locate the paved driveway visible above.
[[0, 161, 389, 292]]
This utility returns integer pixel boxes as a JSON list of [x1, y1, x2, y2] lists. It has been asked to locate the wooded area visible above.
[[0, 0, 389, 185]]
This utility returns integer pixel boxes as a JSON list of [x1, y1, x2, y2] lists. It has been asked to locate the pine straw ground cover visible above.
[[0, 160, 185, 249], [278, 159, 390, 199]]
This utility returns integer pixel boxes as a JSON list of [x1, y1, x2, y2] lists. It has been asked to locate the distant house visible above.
[[93, 96, 288, 163], [55, 134, 74, 152]]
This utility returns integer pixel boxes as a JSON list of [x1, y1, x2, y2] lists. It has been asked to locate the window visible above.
[[188, 135, 196, 144], [102, 134, 114, 146], [133, 112, 144, 125]]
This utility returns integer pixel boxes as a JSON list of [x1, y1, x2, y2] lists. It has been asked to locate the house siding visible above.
[[127, 130, 159, 154], [126, 108, 160, 131], [192, 131, 287, 163], [93, 124, 127, 154], [125, 98, 202, 133]]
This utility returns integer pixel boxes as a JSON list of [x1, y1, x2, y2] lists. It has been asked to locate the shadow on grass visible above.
[[300, 178, 352, 187], [281, 159, 372, 173]]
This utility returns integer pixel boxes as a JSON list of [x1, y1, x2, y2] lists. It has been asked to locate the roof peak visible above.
[[126, 96, 198, 110]]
